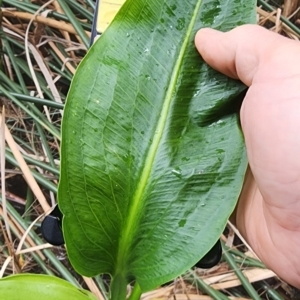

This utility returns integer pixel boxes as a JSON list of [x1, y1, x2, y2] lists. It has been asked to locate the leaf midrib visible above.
[[116, 0, 203, 273]]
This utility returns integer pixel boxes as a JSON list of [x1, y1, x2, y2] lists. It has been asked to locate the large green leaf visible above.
[[59, 0, 255, 294], [0, 274, 97, 300]]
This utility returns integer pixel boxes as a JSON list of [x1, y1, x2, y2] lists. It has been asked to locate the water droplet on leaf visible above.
[[193, 89, 200, 97], [172, 167, 182, 179]]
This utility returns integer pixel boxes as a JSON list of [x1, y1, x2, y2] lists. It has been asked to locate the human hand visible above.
[[195, 25, 300, 288]]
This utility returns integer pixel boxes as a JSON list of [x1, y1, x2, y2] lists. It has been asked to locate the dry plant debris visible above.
[[0, 0, 300, 299]]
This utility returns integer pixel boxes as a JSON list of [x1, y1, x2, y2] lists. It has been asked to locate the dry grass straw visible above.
[[202, 268, 276, 290], [143, 292, 249, 300], [1, 112, 50, 212], [53, 0, 76, 60], [0, 205, 46, 260], [15, 212, 51, 255], [258, 0, 300, 40], [2, 9, 91, 38], [48, 40, 77, 74], [0, 107, 12, 245], [83, 277, 106, 300], [23, 0, 63, 121], [0, 205, 46, 275], [2, 1, 86, 86]]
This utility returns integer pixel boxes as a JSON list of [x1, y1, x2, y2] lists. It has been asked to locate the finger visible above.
[[194, 24, 298, 86]]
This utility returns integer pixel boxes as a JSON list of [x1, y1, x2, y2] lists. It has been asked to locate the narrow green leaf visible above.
[[0, 274, 97, 300], [186, 271, 230, 300], [221, 241, 261, 300], [59, 0, 256, 293], [56, 0, 90, 48]]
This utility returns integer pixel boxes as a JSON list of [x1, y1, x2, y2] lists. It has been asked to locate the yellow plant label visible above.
[[97, 0, 126, 33]]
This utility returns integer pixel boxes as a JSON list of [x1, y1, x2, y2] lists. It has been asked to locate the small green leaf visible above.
[[0, 274, 97, 300], [59, 0, 256, 293]]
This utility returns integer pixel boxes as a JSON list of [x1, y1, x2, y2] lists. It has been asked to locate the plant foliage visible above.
[[58, 0, 256, 296], [0, 274, 97, 300]]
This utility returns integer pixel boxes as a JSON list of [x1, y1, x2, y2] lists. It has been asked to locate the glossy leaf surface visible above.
[[59, 0, 256, 292], [0, 274, 97, 300]]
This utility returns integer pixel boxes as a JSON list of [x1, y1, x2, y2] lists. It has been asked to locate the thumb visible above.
[[194, 24, 298, 86]]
